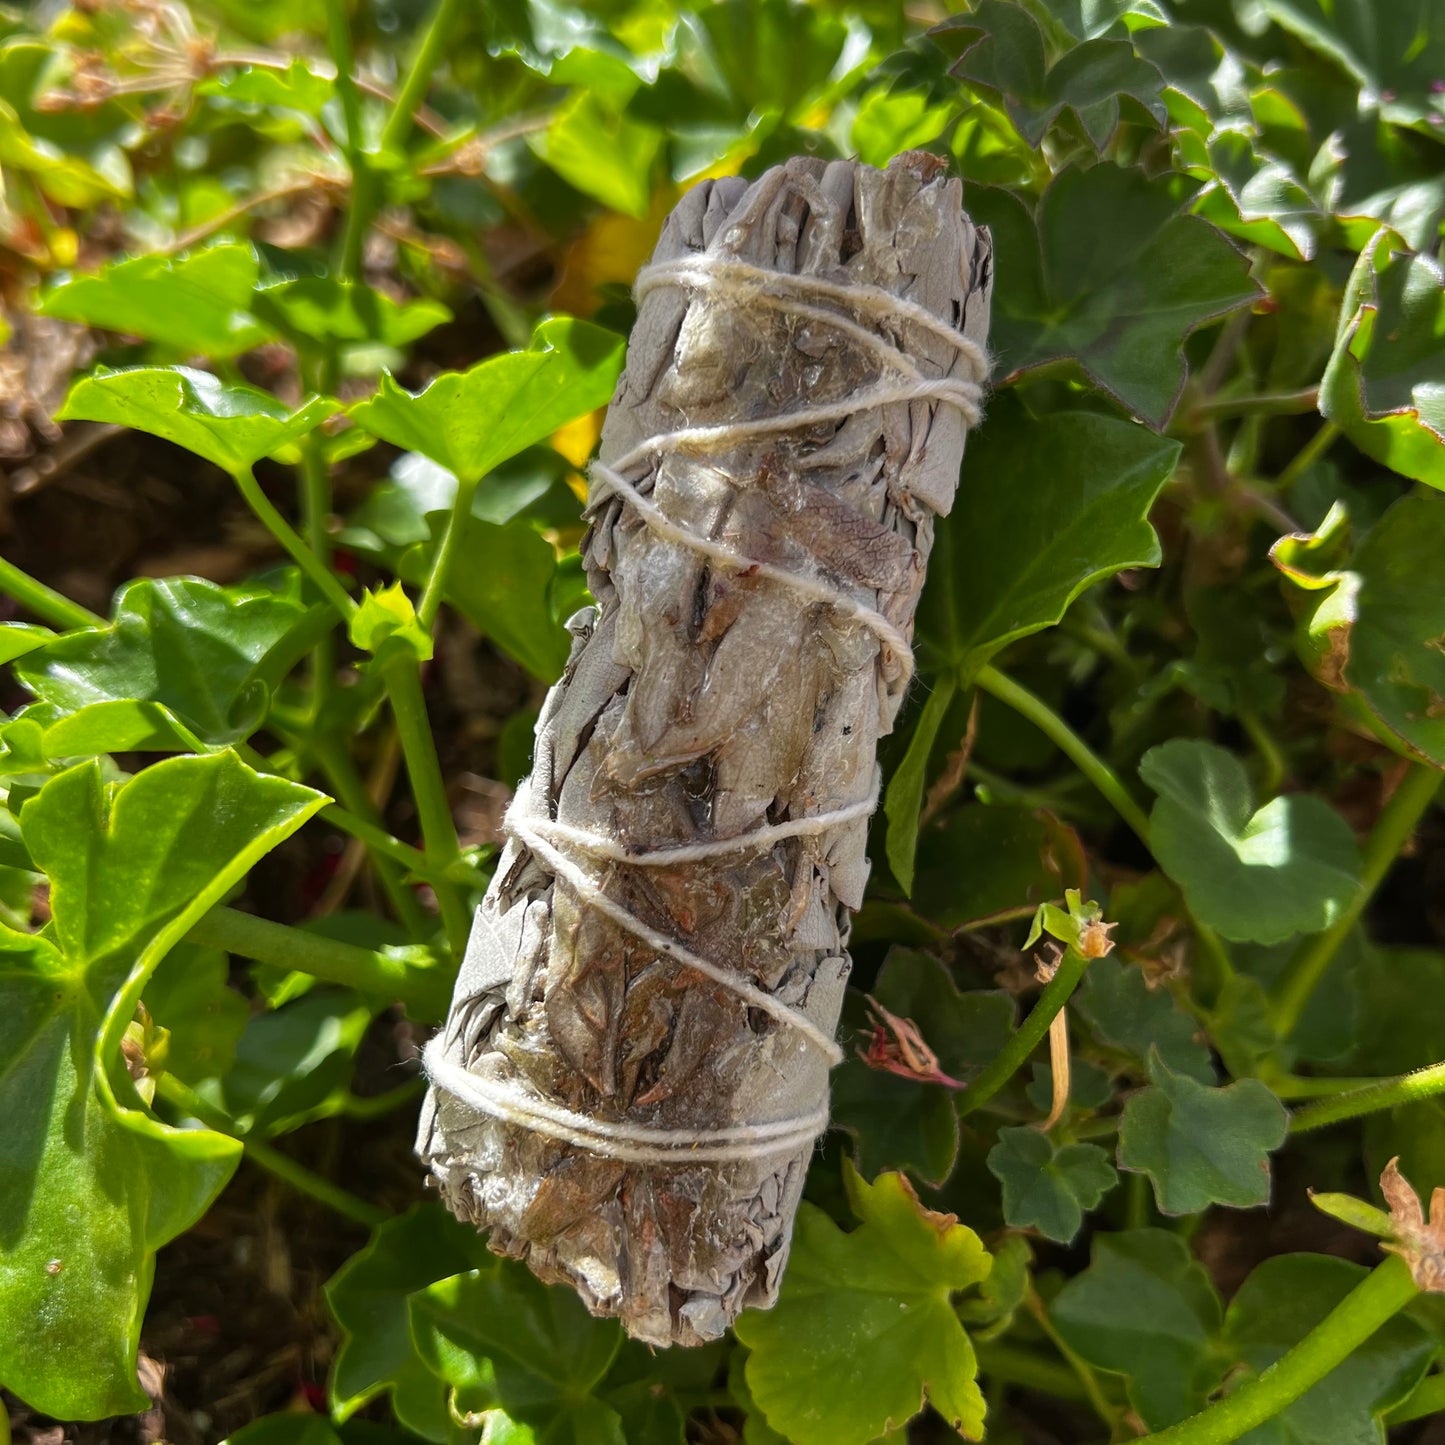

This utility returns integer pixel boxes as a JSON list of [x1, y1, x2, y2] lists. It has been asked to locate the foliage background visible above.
[[3, 0, 1445, 1442]]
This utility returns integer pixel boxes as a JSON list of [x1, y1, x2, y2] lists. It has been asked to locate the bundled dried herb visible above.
[[419, 151, 993, 1345]]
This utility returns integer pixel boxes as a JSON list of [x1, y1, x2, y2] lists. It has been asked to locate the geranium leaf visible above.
[[531, 92, 664, 218], [347, 317, 624, 484], [0, 752, 324, 1418], [1320, 233, 1445, 491], [251, 276, 451, 358], [1118, 1051, 1288, 1215], [56, 366, 338, 475], [142, 942, 247, 1085], [1223, 1253, 1436, 1444], [0, 622, 54, 665], [410, 1258, 627, 1444], [326, 1203, 491, 1425], [1273, 491, 1445, 766], [14, 576, 317, 752], [987, 1127, 1118, 1243], [918, 394, 1176, 677], [883, 674, 956, 894], [942, 1, 1167, 149], [1073, 956, 1215, 1082], [1051, 1229, 1227, 1429], [37, 243, 268, 357], [966, 165, 1261, 425], [735, 1166, 991, 1445], [1139, 739, 1362, 944]]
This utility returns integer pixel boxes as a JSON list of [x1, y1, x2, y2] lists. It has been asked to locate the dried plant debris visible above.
[[418, 152, 993, 1345], [1381, 1157, 1445, 1292]]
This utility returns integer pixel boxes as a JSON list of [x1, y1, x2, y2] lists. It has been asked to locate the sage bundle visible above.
[[418, 152, 993, 1346]]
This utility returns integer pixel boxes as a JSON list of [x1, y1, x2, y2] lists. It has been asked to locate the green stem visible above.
[[379, 0, 465, 154], [187, 904, 449, 1018], [0, 556, 102, 631], [381, 657, 470, 955], [975, 1343, 1091, 1403], [299, 436, 337, 724], [1385, 1370, 1445, 1426], [1134, 1256, 1418, 1445], [156, 1074, 386, 1229], [233, 467, 356, 620], [308, 733, 430, 935], [958, 946, 1088, 1118], [975, 665, 1153, 845], [323, 800, 487, 889], [324, 0, 373, 282], [1272, 765, 1443, 1037], [1190, 389, 1319, 421], [1275, 420, 1339, 493], [1027, 1291, 1121, 1430], [1269, 1073, 1396, 1100], [417, 476, 479, 628], [340, 1078, 426, 1118], [1290, 1060, 1445, 1134]]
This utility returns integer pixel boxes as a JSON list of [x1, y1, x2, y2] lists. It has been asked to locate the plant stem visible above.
[[1026, 1291, 1121, 1430], [975, 665, 1153, 846], [1272, 764, 1443, 1037], [1274, 419, 1339, 493], [1290, 1060, 1445, 1134], [1385, 1370, 1445, 1426], [307, 733, 430, 934], [324, 0, 373, 282], [379, 0, 464, 153], [323, 800, 487, 888], [156, 1074, 387, 1229], [417, 476, 479, 628], [975, 1343, 1091, 1403], [187, 903, 450, 1018], [380, 656, 470, 955], [0, 556, 102, 630], [1190, 389, 1319, 421], [1133, 1255, 1418, 1445], [233, 467, 356, 619], [959, 946, 1088, 1118]]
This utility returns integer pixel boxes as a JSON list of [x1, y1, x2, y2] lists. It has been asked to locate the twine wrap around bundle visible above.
[[418, 152, 993, 1346]]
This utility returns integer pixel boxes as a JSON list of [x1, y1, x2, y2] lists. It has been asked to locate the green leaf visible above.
[[410, 1259, 626, 1444], [531, 91, 663, 218], [884, 674, 955, 894], [1225, 1253, 1435, 1445], [196, 58, 335, 115], [0, 622, 54, 665], [1139, 739, 1363, 944], [56, 366, 339, 475], [986, 1127, 1118, 1243], [1321, 233, 1445, 490], [326, 1203, 492, 1425], [918, 395, 1175, 677], [252, 276, 451, 359], [0, 753, 324, 1418], [1273, 492, 1445, 766], [1051, 1229, 1226, 1429], [401, 516, 571, 683], [14, 576, 314, 753], [831, 949, 1015, 1185], [1260, 0, 1445, 126], [735, 1166, 991, 1445], [211, 989, 375, 1138], [347, 317, 624, 484], [143, 942, 247, 1085], [1073, 956, 1214, 1083], [1118, 1051, 1289, 1215], [1189, 132, 1322, 261], [37, 243, 268, 357], [349, 582, 433, 664], [966, 165, 1261, 426], [942, 0, 1167, 149], [909, 802, 1074, 929]]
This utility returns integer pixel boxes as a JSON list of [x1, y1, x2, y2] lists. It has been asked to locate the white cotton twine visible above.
[[426, 251, 985, 1166]]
